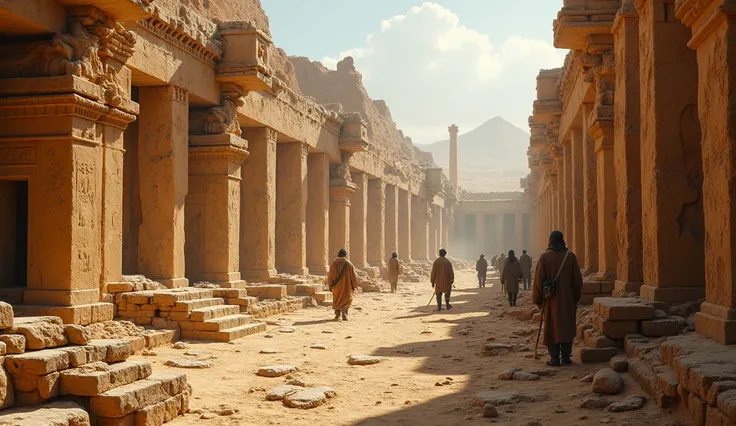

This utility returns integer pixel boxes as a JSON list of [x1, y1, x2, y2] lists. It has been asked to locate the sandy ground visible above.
[[136, 268, 689, 426]]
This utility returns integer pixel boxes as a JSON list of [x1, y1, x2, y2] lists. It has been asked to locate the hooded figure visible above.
[[328, 249, 360, 321], [476, 254, 489, 288], [519, 250, 533, 290], [497, 254, 507, 292], [388, 252, 401, 293], [532, 231, 583, 366], [430, 249, 454, 311], [501, 250, 523, 306]]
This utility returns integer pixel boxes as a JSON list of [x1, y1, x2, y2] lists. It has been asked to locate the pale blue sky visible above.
[[261, 1, 567, 143]]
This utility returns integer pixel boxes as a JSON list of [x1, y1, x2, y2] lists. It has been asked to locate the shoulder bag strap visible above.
[[331, 262, 349, 288], [554, 251, 570, 280]]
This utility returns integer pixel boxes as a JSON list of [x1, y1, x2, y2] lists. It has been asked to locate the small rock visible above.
[[260, 349, 279, 354], [286, 378, 306, 387], [172, 342, 187, 350], [164, 359, 213, 369], [435, 381, 444, 386], [529, 368, 557, 377], [482, 404, 499, 418], [481, 343, 514, 356], [580, 374, 594, 383], [607, 395, 646, 412], [498, 368, 521, 380], [354, 306, 363, 310], [579, 416, 589, 420], [183, 351, 200, 357], [200, 413, 216, 419], [348, 355, 383, 365], [592, 368, 624, 395], [554, 406, 567, 413], [322, 330, 334, 334], [601, 417, 612, 424], [512, 371, 540, 381], [256, 365, 298, 377], [142, 349, 157, 356], [284, 389, 329, 409], [215, 407, 238, 416], [404, 400, 411, 405], [580, 397, 611, 409], [264, 334, 274, 338], [310, 344, 327, 350]]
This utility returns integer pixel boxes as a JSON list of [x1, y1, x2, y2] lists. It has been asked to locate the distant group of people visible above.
[[476, 250, 532, 306], [326, 228, 584, 367]]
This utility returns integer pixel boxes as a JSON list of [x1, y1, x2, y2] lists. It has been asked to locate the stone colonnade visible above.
[[525, 0, 735, 345], [0, 4, 453, 324]]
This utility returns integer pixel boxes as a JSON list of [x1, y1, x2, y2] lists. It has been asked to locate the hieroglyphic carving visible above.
[[0, 147, 35, 165]]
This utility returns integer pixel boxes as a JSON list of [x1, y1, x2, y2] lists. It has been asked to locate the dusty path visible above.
[[137, 268, 687, 426]]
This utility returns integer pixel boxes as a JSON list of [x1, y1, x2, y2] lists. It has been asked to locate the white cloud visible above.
[[322, 2, 566, 143]]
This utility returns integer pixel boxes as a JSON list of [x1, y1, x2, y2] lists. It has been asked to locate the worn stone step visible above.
[[97, 392, 187, 426], [0, 401, 91, 425], [180, 314, 253, 332], [225, 296, 258, 308], [187, 305, 240, 322], [245, 285, 286, 300], [180, 322, 267, 342], [88, 372, 187, 419], [60, 360, 152, 396], [170, 298, 224, 312], [212, 288, 248, 298]]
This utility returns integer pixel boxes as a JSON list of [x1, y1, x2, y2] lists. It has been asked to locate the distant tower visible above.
[[449, 125, 459, 187]]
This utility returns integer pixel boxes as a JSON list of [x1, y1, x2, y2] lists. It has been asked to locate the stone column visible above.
[[240, 127, 277, 281], [275, 142, 308, 275], [137, 85, 189, 288], [449, 125, 459, 187], [562, 138, 574, 250], [554, 157, 565, 236], [186, 134, 248, 287], [613, 5, 644, 295], [581, 103, 598, 275], [329, 185, 355, 263], [411, 195, 429, 261], [590, 116, 617, 281], [398, 188, 412, 261], [366, 179, 386, 268], [570, 127, 586, 265], [306, 153, 330, 275], [678, 0, 736, 342], [637, 0, 704, 303], [350, 172, 368, 268], [385, 184, 399, 257]]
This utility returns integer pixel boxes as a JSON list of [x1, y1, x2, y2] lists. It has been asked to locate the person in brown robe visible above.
[[328, 248, 360, 321], [496, 253, 506, 292], [476, 254, 488, 288], [387, 252, 401, 293], [501, 250, 523, 306], [519, 250, 533, 290], [533, 231, 583, 366], [430, 249, 454, 311]]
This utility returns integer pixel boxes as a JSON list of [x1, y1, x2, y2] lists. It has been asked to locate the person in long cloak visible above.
[[532, 231, 583, 366], [430, 249, 454, 311], [387, 252, 401, 293], [328, 248, 360, 321], [476, 254, 489, 288], [519, 250, 533, 290], [501, 250, 523, 306]]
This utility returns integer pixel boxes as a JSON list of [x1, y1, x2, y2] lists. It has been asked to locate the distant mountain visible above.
[[416, 117, 530, 193]]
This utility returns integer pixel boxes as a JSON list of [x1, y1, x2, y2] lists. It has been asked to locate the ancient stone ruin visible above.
[[525, 1, 736, 425]]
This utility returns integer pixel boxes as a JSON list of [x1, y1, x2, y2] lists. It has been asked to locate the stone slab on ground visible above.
[[164, 359, 213, 369], [283, 388, 328, 409], [608, 395, 647, 412], [580, 347, 619, 364], [256, 365, 298, 377], [594, 297, 654, 321], [347, 355, 383, 366], [0, 401, 90, 425], [266, 385, 303, 401]]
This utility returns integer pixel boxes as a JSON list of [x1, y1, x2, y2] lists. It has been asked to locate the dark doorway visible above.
[[0, 180, 28, 289]]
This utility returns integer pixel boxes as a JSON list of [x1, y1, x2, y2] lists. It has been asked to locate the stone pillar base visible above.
[[613, 280, 643, 297], [241, 269, 277, 283], [14, 303, 114, 325], [695, 302, 736, 345], [639, 285, 705, 304], [23, 289, 100, 306], [279, 267, 309, 276], [308, 265, 329, 276], [155, 278, 189, 289]]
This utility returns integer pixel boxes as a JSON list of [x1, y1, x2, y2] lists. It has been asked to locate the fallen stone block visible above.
[[580, 347, 619, 364], [89, 339, 131, 363], [65, 324, 92, 345], [0, 401, 90, 425], [596, 316, 638, 339], [283, 388, 328, 409], [584, 328, 618, 349], [0, 302, 13, 329], [4, 317, 67, 350], [245, 285, 287, 300], [640, 318, 681, 337], [266, 385, 303, 401], [609, 355, 629, 373], [594, 297, 654, 321], [0, 334, 25, 354]]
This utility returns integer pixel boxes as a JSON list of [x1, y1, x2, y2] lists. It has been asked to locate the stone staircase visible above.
[[0, 308, 190, 425]]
